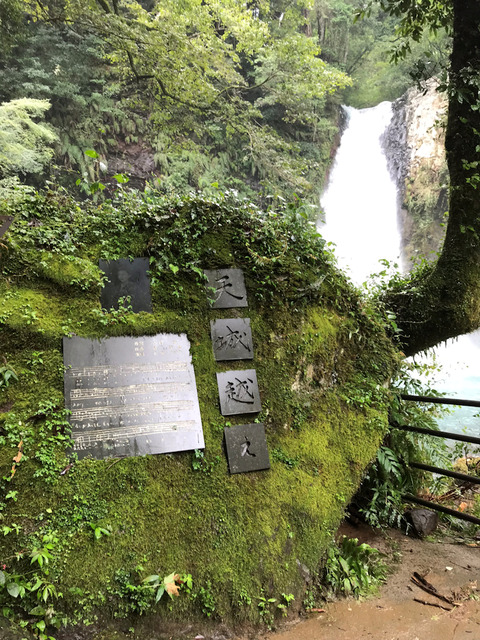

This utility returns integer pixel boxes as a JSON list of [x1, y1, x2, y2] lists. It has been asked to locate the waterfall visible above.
[[318, 102, 402, 284], [319, 102, 480, 438]]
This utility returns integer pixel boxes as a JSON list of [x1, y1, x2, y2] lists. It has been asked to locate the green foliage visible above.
[[90, 298, 135, 326], [191, 449, 220, 475], [0, 0, 352, 201], [255, 590, 295, 628], [358, 445, 406, 529], [0, 98, 57, 177], [0, 529, 66, 640], [271, 447, 299, 469], [303, 0, 451, 108], [90, 523, 112, 541], [369, 0, 452, 62], [325, 536, 388, 597], [31, 401, 73, 484], [108, 568, 187, 616], [0, 0, 24, 53], [195, 580, 216, 618], [346, 28, 450, 107], [353, 354, 451, 529], [0, 23, 134, 182], [142, 572, 190, 604], [0, 365, 18, 390], [256, 594, 277, 629], [30, 533, 57, 569]]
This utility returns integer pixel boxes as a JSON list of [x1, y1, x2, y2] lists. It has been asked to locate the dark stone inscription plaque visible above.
[[0, 216, 13, 238], [204, 268, 248, 309], [99, 258, 152, 313], [211, 318, 253, 361], [224, 423, 270, 474], [63, 334, 204, 460], [216, 369, 261, 416]]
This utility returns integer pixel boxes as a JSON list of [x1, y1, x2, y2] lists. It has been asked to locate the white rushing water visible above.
[[318, 102, 401, 284], [319, 101, 480, 439]]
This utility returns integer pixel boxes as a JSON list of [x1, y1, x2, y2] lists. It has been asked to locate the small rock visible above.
[[405, 508, 439, 537]]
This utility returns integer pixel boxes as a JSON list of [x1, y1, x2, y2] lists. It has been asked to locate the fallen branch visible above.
[[106, 457, 125, 470], [411, 572, 462, 607], [413, 597, 453, 611]]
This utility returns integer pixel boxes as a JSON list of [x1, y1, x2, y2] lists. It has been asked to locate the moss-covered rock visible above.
[[0, 187, 398, 638]]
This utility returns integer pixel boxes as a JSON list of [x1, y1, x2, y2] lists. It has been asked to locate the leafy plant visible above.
[[237, 587, 252, 606], [141, 572, 188, 604], [256, 593, 278, 628], [271, 447, 299, 469], [0, 364, 18, 390], [352, 355, 453, 528], [277, 592, 295, 616], [256, 591, 295, 628], [358, 445, 406, 529], [89, 523, 111, 541], [90, 298, 134, 326], [26, 351, 44, 369], [0, 529, 66, 639], [30, 533, 57, 569], [191, 449, 220, 475], [31, 401, 73, 484], [195, 580, 216, 618], [325, 536, 388, 597]]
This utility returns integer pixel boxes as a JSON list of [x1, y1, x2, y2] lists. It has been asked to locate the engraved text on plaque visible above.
[[63, 334, 204, 460]]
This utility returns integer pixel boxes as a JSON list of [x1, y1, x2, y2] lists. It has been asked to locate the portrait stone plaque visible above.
[[211, 318, 253, 362], [0, 216, 13, 238], [99, 258, 152, 313], [216, 369, 261, 416], [63, 334, 204, 460], [224, 423, 270, 474], [204, 268, 248, 308]]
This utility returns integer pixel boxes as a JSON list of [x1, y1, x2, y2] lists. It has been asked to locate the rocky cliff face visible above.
[[383, 78, 448, 267]]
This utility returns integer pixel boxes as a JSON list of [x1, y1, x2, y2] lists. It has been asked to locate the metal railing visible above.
[[390, 393, 480, 527]]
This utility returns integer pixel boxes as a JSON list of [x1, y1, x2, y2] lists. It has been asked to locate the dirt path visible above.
[[264, 524, 480, 640]]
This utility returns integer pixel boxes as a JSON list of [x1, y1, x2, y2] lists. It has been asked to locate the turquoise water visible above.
[[413, 335, 480, 451]]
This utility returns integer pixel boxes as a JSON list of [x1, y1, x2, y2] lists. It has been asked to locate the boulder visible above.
[[405, 508, 439, 537]]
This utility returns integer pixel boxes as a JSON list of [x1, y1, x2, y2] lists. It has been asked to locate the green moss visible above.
[[403, 163, 449, 263], [0, 188, 398, 637]]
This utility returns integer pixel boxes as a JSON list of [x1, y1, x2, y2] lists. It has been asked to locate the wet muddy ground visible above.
[[262, 524, 480, 640]]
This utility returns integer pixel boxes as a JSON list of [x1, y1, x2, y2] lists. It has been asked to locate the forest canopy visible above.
[[0, 0, 448, 200]]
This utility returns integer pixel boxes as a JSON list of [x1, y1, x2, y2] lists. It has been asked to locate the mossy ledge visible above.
[[0, 187, 399, 639]]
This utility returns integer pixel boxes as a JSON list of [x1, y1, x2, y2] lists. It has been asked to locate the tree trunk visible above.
[[384, 0, 480, 356], [303, 9, 312, 37]]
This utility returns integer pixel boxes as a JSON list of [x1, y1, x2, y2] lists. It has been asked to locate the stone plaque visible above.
[[211, 318, 253, 361], [99, 258, 152, 313], [63, 334, 204, 460], [0, 216, 13, 238], [204, 268, 248, 308], [224, 423, 270, 474], [216, 369, 261, 416]]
